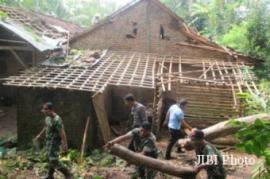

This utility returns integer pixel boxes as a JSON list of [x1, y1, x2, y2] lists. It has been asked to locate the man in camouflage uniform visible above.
[[191, 129, 226, 179], [124, 93, 148, 152], [105, 122, 158, 179], [34, 102, 72, 179]]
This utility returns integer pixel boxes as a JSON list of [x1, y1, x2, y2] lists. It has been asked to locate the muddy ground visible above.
[[0, 106, 259, 179]]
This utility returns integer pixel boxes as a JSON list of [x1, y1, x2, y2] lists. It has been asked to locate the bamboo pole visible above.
[[80, 116, 90, 163]]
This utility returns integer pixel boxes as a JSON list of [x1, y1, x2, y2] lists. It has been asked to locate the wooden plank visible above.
[[230, 62, 242, 93], [179, 56, 183, 83], [92, 54, 116, 91], [92, 91, 111, 143], [117, 53, 135, 85], [0, 39, 27, 44], [168, 57, 173, 91], [240, 62, 259, 95], [202, 61, 206, 79], [198, 63, 215, 79], [215, 61, 224, 81], [160, 57, 166, 91], [140, 54, 150, 86], [0, 46, 33, 51], [209, 62, 216, 81], [129, 53, 142, 85]]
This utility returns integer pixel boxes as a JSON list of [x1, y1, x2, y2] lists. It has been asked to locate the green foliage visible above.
[[234, 80, 270, 178], [219, 23, 248, 52], [234, 119, 270, 178], [237, 80, 270, 115], [0, 10, 7, 20]]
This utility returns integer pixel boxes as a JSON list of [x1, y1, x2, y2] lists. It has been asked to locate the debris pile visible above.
[[41, 49, 107, 68]]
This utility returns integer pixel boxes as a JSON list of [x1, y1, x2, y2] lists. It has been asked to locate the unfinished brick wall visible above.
[[71, 0, 238, 60]]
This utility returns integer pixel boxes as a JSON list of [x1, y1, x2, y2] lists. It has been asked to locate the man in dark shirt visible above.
[[124, 93, 148, 151], [191, 129, 226, 179], [105, 122, 158, 179], [34, 102, 72, 179]]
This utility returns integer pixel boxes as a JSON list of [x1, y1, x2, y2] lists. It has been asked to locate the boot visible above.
[[44, 167, 54, 179], [58, 167, 72, 179]]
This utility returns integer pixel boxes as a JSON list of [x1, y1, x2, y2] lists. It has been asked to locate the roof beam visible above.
[[0, 46, 33, 51]]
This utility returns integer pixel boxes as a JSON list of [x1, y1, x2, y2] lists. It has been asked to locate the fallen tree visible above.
[[108, 114, 270, 177], [178, 113, 270, 148], [110, 144, 196, 178]]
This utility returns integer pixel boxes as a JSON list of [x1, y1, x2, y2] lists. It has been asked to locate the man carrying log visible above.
[[124, 93, 148, 151], [105, 122, 158, 179], [191, 129, 226, 179], [163, 99, 192, 160], [34, 102, 72, 179]]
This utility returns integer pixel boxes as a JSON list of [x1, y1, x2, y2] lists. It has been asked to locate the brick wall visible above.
[[71, 0, 237, 61]]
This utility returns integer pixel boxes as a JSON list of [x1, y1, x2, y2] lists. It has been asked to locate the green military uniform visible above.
[[196, 142, 226, 179], [127, 128, 158, 179], [45, 114, 70, 178]]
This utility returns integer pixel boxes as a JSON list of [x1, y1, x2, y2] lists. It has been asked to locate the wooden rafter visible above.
[[10, 49, 27, 69]]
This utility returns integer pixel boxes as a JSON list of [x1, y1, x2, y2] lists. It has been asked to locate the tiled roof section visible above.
[[34, 13, 83, 37]]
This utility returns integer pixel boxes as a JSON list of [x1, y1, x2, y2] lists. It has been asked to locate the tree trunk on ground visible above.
[[178, 113, 270, 148], [210, 135, 239, 145], [110, 144, 196, 178]]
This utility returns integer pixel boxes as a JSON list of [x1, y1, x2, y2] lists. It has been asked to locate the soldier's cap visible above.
[[142, 122, 152, 130], [191, 129, 204, 140]]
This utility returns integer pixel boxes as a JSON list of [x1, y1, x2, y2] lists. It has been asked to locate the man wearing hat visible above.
[[105, 122, 158, 179], [191, 129, 226, 179]]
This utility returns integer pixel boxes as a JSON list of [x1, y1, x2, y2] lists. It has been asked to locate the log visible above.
[[210, 136, 239, 146], [203, 113, 270, 140], [110, 144, 196, 178], [178, 113, 270, 148]]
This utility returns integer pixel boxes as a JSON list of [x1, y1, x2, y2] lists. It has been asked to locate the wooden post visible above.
[[92, 91, 111, 143], [80, 116, 91, 163]]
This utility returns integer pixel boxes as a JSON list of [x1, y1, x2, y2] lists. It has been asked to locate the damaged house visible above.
[[3, 0, 258, 149], [0, 5, 82, 98]]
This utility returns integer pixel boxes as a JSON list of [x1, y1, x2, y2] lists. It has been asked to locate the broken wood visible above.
[[110, 144, 196, 178], [178, 113, 270, 148]]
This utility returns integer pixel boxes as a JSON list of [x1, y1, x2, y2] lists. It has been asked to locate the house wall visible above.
[[159, 83, 241, 129], [72, 0, 149, 52], [71, 0, 239, 61], [16, 87, 98, 149]]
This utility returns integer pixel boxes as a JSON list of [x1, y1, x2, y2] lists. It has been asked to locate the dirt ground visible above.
[[0, 106, 259, 179]]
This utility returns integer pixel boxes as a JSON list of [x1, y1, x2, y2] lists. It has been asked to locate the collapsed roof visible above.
[[0, 6, 83, 52]]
